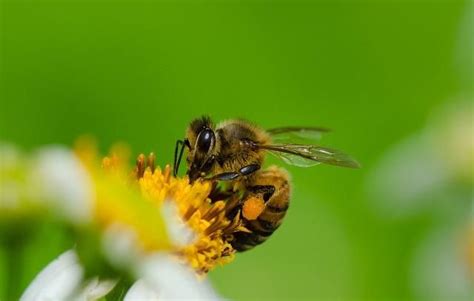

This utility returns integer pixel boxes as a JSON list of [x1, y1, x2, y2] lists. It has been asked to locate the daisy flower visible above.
[[1, 138, 249, 300]]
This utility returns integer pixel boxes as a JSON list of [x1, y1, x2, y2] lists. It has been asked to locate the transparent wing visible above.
[[267, 127, 330, 144], [262, 144, 360, 168]]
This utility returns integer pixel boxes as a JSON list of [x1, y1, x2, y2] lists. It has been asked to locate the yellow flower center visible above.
[[134, 154, 246, 274], [100, 150, 245, 274]]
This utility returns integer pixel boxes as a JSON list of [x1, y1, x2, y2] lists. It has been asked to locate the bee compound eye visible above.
[[197, 128, 215, 153]]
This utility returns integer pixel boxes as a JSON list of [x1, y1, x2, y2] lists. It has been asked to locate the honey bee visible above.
[[174, 116, 359, 251]]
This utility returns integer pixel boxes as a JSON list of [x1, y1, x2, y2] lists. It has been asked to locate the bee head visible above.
[[185, 116, 217, 182]]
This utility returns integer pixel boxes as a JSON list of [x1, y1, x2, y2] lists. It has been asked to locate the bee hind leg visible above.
[[248, 185, 275, 202], [228, 167, 290, 251], [244, 166, 290, 219]]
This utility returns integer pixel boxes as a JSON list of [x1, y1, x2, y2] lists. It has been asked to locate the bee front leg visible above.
[[211, 163, 261, 181], [239, 164, 260, 176], [211, 171, 241, 181], [173, 138, 189, 176]]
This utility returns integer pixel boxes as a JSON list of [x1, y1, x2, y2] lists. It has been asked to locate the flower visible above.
[[107, 151, 247, 274], [2, 139, 249, 300], [73, 138, 246, 273]]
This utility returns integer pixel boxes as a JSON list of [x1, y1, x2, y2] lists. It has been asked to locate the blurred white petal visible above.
[[125, 254, 221, 301], [367, 101, 473, 217], [367, 133, 449, 217], [73, 278, 117, 301], [124, 279, 160, 300], [21, 250, 116, 301], [162, 200, 196, 247], [101, 223, 142, 270], [30, 147, 93, 224], [21, 250, 83, 301], [411, 225, 473, 300]]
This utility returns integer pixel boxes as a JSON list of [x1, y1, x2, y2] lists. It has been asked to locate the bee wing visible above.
[[267, 127, 330, 144], [260, 144, 360, 168]]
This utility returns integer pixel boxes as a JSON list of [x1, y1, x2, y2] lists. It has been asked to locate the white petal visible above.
[[130, 254, 221, 301], [21, 250, 84, 301], [101, 223, 142, 270], [73, 278, 117, 301], [124, 279, 160, 300], [162, 200, 196, 247], [29, 147, 93, 224]]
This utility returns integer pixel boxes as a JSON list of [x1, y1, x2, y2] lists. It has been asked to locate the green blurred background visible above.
[[1, 0, 472, 300]]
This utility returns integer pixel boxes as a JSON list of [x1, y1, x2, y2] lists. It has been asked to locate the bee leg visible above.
[[212, 171, 240, 181], [173, 138, 189, 176], [248, 185, 275, 202], [239, 164, 260, 176], [230, 167, 290, 252], [211, 163, 260, 181], [208, 181, 235, 203]]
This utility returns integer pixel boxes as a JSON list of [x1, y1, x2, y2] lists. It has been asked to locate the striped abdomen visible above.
[[230, 166, 290, 252]]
